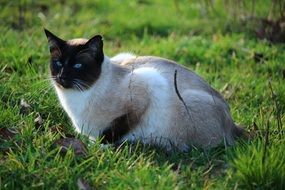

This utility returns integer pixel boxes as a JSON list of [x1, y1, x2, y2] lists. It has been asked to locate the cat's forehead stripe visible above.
[[67, 38, 88, 46]]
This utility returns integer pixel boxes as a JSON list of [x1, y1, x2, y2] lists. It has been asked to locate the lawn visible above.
[[0, 0, 284, 189]]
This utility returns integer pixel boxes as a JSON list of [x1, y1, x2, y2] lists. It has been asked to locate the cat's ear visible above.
[[85, 35, 103, 53], [44, 29, 65, 56]]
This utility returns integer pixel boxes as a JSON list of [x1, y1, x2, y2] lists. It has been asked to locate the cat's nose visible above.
[[58, 77, 69, 88], [59, 77, 67, 83]]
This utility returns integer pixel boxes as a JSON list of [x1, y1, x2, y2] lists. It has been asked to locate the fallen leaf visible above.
[[1, 65, 14, 74], [0, 128, 17, 140], [50, 124, 75, 138], [170, 163, 181, 174], [54, 137, 87, 156], [249, 122, 260, 138], [50, 124, 65, 136], [34, 113, 44, 129], [77, 178, 95, 190], [253, 52, 267, 64], [19, 99, 32, 115], [254, 52, 264, 63]]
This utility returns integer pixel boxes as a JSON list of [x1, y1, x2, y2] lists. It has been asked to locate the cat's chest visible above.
[[55, 87, 119, 133], [55, 88, 91, 122]]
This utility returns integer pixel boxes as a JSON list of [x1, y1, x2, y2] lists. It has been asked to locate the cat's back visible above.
[[116, 55, 225, 103]]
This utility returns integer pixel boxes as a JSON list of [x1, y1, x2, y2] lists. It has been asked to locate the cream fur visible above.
[[110, 52, 136, 63]]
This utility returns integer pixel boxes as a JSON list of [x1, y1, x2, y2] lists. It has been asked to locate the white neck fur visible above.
[[54, 56, 116, 137]]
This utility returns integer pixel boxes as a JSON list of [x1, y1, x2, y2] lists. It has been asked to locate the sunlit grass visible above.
[[0, 0, 284, 189]]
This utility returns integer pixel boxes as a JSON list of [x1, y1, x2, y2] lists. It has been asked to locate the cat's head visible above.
[[44, 29, 104, 90]]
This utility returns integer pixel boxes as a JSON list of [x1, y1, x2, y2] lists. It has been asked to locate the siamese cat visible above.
[[44, 29, 244, 151]]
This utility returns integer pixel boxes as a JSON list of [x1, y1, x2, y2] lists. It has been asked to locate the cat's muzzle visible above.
[[56, 77, 72, 89]]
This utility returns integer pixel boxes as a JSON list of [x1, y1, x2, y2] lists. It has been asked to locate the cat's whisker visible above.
[[40, 85, 54, 97], [22, 75, 51, 81], [75, 84, 83, 93], [72, 81, 84, 93], [30, 79, 52, 88], [74, 79, 91, 89], [36, 81, 54, 93], [78, 80, 90, 89], [22, 78, 54, 94], [77, 85, 84, 93], [26, 84, 54, 99], [27, 77, 57, 93], [73, 79, 86, 86]]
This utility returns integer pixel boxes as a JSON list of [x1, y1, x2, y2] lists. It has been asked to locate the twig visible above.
[[262, 118, 270, 165], [174, 70, 192, 121], [268, 80, 283, 137]]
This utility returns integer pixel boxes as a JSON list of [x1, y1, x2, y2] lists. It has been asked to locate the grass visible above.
[[0, 0, 284, 189]]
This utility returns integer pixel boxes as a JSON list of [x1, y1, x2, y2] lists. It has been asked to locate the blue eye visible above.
[[53, 60, 62, 67], [74, 63, 82, 69]]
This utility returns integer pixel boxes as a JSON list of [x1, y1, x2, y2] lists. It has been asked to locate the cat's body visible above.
[[45, 30, 243, 151]]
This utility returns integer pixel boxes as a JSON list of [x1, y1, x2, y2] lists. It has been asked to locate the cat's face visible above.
[[44, 29, 104, 90]]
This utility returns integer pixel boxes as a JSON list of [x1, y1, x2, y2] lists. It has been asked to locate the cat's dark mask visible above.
[[44, 29, 104, 90]]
